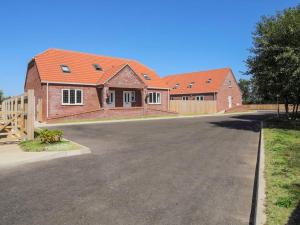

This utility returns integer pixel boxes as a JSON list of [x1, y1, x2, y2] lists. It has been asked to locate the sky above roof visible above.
[[0, 0, 298, 96]]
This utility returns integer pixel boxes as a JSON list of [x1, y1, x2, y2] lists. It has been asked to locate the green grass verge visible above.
[[264, 120, 300, 225], [19, 140, 81, 152]]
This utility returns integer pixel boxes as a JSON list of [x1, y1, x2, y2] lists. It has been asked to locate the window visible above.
[[174, 83, 180, 89], [170, 96, 174, 100], [182, 96, 188, 101], [228, 80, 232, 87], [93, 64, 102, 71], [60, 65, 71, 73], [196, 96, 204, 101], [148, 92, 161, 104], [61, 89, 83, 105], [206, 78, 212, 83], [187, 82, 195, 88], [131, 91, 136, 102], [143, 74, 151, 80]]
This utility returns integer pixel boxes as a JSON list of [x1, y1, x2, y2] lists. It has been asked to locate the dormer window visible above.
[[143, 74, 151, 80], [93, 64, 102, 71], [187, 82, 195, 88], [174, 83, 180, 89], [61, 65, 71, 73], [206, 78, 212, 83]]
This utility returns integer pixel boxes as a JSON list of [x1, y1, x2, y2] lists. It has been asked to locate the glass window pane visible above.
[[63, 90, 69, 104], [70, 90, 75, 104], [157, 93, 160, 103], [76, 90, 82, 104], [153, 92, 157, 103], [149, 93, 153, 103]]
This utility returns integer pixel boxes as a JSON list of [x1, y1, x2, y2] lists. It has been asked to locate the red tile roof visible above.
[[163, 68, 231, 94], [33, 48, 169, 88]]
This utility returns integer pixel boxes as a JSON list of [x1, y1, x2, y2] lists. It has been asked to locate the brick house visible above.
[[24, 49, 171, 122], [162, 68, 242, 111]]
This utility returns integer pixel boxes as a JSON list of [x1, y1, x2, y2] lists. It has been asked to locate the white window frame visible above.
[[182, 96, 188, 101], [148, 92, 161, 104], [61, 89, 84, 105], [131, 91, 136, 102], [196, 95, 204, 101]]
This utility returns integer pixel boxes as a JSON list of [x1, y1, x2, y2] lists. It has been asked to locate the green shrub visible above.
[[39, 129, 63, 143]]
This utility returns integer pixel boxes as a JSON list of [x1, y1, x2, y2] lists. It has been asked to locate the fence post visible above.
[[26, 89, 35, 140]]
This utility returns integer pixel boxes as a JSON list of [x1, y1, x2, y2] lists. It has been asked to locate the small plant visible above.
[[39, 129, 63, 143], [276, 196, 292, 208]]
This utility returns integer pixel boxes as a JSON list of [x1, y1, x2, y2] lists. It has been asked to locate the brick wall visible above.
[[216, 72, 242, 111], [47, 84, 101, 119], [146, 89, 169, 111], [107, 65, 146, 89], [24, 62, 47, 121]]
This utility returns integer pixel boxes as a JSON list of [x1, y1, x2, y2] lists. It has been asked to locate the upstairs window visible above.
[[148, 92, 161, 104], [174, 83, 180, 89], [187, 82, 195, 88], [62, 89, 83, 105], [143, 74, 151, 80], [228, 80, 232, 87], [60, 65, 71, 73], [206, 78, 212, 83], [182, 96, 188, 101], [93, 64, 103, 71]]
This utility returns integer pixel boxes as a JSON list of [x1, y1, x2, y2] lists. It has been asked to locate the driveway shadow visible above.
[[210, 120, 261, 132], [210, 113, 274, 133]]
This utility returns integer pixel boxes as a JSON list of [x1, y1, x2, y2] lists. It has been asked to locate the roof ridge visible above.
[[164, 67, 231, 78], [36, 48, 137, 62]]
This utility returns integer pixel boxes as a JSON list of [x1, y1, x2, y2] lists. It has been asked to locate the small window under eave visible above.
[[60, 65, 71, 73], [93, 64, 103, 71]]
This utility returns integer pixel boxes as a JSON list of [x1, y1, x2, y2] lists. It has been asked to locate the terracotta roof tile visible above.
[[34, 48, 169, 88], [163, 68, 231, 94]]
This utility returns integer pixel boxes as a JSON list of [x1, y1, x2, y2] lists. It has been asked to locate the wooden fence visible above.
[[0, 89, 35, 140], [244, 104, 294, 111], [170, 100, 217, 114]]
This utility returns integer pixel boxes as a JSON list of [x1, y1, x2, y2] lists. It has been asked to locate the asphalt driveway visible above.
[[0, 113, 269, 225]]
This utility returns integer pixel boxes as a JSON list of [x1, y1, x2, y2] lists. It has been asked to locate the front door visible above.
[[123, 91, 131, 107], [228, 96, 232, 108], [108, 90, 115, 107]]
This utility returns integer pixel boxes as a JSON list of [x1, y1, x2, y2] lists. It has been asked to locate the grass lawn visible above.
[[264, 120, 300, 225], [19, 140, 81, 152]]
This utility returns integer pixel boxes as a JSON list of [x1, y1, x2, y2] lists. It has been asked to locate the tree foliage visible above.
[[246, 5, 300, 119], [0, 90, 4, 104]]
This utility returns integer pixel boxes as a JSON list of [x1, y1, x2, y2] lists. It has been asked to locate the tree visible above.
[[246, 5, 300, 119], [0, 90, 4, 104], [238, 79, 252, 104]]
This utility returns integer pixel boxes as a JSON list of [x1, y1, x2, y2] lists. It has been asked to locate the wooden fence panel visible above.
[[170, 100, 217, 114], [244, 104, 294, 111], [0, 89, 35, 140]]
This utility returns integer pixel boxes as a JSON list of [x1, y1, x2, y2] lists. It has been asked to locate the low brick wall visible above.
[[47, 107, 176, 123]]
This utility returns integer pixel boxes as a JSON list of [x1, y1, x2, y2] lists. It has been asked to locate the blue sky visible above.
[[0, 0, 298, 96]]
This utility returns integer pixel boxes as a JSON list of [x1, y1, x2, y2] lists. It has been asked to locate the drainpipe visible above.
[[46, 82, 49, 118], [167, 89, 170, 111]]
